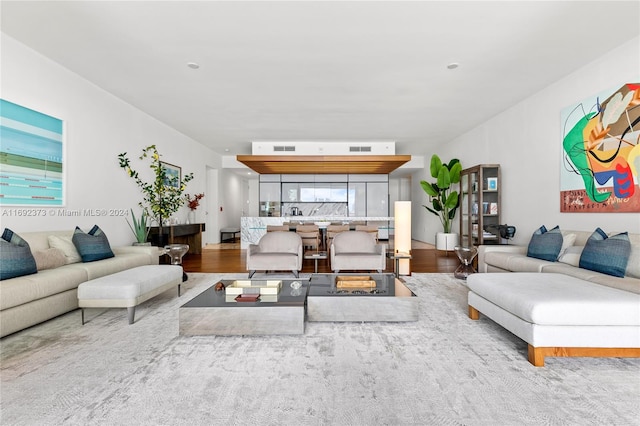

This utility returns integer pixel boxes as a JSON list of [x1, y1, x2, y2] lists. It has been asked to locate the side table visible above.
[[165, 244, 189, 282], [304, 251, 327, 273], [387, 251, 412, 278], [453, 246, 478, 280]]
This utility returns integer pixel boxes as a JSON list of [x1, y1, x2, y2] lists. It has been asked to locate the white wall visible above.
[[247, 179, 259, 217], [218, 169, 245, 233], [1, 34, 221, 246], [412, 37, 640, 245]]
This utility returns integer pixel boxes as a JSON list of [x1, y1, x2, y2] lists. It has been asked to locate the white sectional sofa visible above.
[[468, 229, 640, 366], [0, 230, 160, 337]]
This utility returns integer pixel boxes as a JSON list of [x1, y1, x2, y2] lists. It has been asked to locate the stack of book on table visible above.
[[224, 280, 282, 302]]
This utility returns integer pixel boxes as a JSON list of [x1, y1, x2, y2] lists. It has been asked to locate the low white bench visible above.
[[78, 265, 183, 325], [220, 227, 240, 242]]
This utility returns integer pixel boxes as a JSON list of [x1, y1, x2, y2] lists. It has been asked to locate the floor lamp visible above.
[[394, 201, 411, 275]]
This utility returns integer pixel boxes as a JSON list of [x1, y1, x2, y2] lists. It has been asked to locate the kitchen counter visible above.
[[240, 216, 394, 248]]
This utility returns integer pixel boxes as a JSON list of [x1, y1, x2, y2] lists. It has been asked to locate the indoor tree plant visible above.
[[420, 154, 462, 250], [118, 145, 193, 246]]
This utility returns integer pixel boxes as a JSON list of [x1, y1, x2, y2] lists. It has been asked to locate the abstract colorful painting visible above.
[[0, 99, 64, 206], [560, 83, 640, 213]]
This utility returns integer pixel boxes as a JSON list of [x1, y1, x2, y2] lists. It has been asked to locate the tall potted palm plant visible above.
[[420, 154, 462, 250], [118, 145, 193, 246]]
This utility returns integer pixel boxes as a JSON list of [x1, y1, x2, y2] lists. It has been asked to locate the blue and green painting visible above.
[[0, 99, 63, 206]]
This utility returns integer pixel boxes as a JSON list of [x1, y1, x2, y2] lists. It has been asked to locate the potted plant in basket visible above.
[[118, 145, 193, 246], [420, 154, 462, 250], [127, 209, 151, 245]]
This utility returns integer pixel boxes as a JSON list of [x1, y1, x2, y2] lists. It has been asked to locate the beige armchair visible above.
[[330, 231, 387, 273], [247, 231, 303, 278]]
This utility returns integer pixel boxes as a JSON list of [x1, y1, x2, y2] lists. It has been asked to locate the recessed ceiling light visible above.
[[224, 148, 230, 152], [187, 62, 200, 69], [447, 63, 459, 70]]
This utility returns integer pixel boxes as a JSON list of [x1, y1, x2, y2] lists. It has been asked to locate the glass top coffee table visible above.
[[179, 279, 309, 336], [307, 273, 418, 322]]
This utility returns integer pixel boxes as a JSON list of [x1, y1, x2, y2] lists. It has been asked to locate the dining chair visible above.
[[326, 225, 349, 251], [296, 224, 320, 251], [355, 225, 379, 242]]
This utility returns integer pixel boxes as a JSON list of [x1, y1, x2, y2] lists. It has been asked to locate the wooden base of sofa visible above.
[[528, 345, 640, 367], [468, 305, 480, 320], [468, 305, 640, 367]]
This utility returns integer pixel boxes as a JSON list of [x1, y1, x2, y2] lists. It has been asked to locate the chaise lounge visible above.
[[468, 229, 640, 366]]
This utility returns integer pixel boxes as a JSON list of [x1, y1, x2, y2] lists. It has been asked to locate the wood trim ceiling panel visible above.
[[236, 155, 411, 174]]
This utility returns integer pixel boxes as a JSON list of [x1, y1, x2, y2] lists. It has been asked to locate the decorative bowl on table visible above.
[[314, 221, 331, 227]]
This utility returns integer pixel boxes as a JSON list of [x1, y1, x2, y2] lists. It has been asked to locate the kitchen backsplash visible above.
[[281, 202, 348, 217]]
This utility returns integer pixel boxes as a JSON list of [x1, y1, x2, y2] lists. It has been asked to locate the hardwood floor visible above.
[[182, 244, 460, 274]]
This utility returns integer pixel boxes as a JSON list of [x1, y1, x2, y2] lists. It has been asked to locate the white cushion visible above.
[[483, 252, 551, 272], [560, 233, 576, 256], [557, 246, 583, 267], [48, 235, 81, 264], [467, 273, 640, 326]]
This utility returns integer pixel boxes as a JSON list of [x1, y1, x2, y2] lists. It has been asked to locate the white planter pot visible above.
[[436, 232, 459, 251]]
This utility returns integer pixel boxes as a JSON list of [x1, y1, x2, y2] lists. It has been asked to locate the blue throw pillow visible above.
[[579, 228, 630, 277], [72, 225, 115, 262], [0, 228, 37, 280], [527, 225, 563, 261]]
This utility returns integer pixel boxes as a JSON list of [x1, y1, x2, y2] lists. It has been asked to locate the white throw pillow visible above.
[[47, 235, 81, 264], [559, 233, 577, 257], [557, 245, 583, 267]]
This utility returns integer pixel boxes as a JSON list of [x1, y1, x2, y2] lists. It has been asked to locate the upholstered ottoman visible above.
[[78, 265, 183, 324], [467, 273, 640, 366]]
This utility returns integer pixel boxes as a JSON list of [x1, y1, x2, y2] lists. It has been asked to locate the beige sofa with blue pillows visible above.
[[469, 228, 640, 366], [0, 229, 159, 338], [477, 228, 640, 290]]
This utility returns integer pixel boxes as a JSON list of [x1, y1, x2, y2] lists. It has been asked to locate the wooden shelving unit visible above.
[[459, 164, 501, 247]]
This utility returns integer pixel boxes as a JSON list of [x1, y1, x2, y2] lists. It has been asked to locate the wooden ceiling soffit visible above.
[[236, 155, 412, 174]]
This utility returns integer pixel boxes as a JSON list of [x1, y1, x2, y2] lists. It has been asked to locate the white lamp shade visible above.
[[394, 201, 411, 275]]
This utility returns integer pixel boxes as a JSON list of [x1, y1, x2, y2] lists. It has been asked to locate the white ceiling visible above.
[[2, 1, 639, 160]]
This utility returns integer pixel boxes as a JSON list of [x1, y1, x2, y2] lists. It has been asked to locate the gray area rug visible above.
[[1, 273, 638, 425]]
